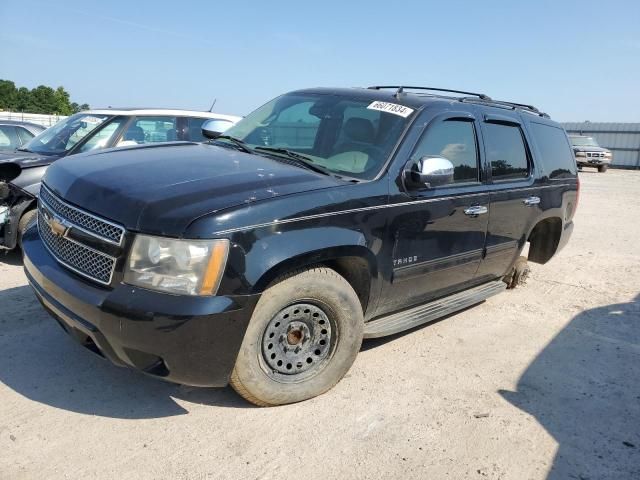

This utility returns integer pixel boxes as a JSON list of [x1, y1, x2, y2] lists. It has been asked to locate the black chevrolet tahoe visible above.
[[22, 86, 578, 406]]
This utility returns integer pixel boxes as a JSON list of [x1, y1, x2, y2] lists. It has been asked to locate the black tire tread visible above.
[[229, 266, 361, 407]]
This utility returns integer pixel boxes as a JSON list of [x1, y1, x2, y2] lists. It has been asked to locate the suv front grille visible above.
[[40, 185, 124, 245], [38, 186, 123, 285]]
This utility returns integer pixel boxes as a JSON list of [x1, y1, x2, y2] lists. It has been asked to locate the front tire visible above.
[[598, 164, 608, 173], [17, 209, 37, 249], [230, 267, 363, 406]]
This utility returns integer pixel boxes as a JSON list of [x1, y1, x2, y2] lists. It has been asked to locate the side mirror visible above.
[[202, 119, 232, 139], [404, 156, 454, 189]]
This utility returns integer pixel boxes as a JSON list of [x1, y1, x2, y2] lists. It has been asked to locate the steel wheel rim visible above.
[[261, 302, 335, 382]]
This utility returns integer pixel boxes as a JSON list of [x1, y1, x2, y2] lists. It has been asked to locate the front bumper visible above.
[[22, 226, 260, 387], [576, 157, 611, 166]]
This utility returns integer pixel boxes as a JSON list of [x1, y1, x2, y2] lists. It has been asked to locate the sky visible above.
[[1, 0, 639, 122]]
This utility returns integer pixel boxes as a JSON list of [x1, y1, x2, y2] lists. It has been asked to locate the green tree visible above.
[[0, 80, 18, 110], [0, 79, 89, 114], [53, 86, 73, 115]]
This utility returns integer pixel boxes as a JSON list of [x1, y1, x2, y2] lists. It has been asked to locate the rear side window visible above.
[[17, 127, 35, 145], [185, 117, 233, 142], [529, 122, 577, 179], [0, 126, 19, 149], [484, 123, 529, 180], [118, 116, 177, 146]]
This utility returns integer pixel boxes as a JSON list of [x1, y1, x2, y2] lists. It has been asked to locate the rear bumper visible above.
[[22, 226, 260, 387]]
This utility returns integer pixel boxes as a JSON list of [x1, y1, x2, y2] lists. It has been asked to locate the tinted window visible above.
[[16, 127, 35, 145], [118, 116, 177, 146], [412, 120, 479, 184], [0, 126, 19, 150], [484, 123, 529, 180], [531, 123, 577, 179]]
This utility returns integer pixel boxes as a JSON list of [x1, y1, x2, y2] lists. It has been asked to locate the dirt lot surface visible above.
[[1, 169, 639, 480]]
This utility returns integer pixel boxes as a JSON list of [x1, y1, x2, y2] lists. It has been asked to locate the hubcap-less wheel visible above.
[[261, 303, 333, 380]]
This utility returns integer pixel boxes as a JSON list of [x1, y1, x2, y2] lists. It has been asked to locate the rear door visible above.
[[474, 111, 542, 282]]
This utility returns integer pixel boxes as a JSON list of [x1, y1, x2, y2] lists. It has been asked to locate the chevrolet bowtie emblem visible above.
[[43, 209, 71, 238]]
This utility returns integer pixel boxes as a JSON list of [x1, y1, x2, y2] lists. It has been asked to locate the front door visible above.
[[377, 110, 489, 316]]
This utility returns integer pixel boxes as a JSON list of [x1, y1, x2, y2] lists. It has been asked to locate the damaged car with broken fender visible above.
[[0, 109, 240, 251], [22, 86, 578, 406]]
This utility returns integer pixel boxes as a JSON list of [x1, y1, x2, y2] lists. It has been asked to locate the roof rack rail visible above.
[[459, 97, 549, 118], [368, 86, 492, 101]]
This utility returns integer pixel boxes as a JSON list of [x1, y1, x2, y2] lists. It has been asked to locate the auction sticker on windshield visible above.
[[367, 101, 414, 118]]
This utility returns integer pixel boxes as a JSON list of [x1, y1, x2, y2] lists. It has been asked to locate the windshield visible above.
[[221, 93, 414, 179], [23, 113, 111, 155], [570, 136, 599, 147]]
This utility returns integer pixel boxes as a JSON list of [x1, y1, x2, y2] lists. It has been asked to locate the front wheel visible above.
[[230, 267, 364, 406], [598, 164, 608, 173]]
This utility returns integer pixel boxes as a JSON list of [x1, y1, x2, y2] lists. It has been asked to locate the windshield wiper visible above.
[[213, 135, 253, 153], [254, 146, 334, 176], [17, 147, 32, 152]]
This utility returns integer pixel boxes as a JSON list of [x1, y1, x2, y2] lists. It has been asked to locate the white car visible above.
[[0, 108, 241, 251]]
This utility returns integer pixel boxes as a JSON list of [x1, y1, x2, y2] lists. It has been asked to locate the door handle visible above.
[[464, 205, 488, 216], [523, 196, 541, 206]]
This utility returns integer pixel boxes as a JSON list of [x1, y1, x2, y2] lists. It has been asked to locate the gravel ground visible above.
[[1, 169, 639, 480]]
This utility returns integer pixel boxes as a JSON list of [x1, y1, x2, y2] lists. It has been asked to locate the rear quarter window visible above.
[[529, 122, 577, 179]]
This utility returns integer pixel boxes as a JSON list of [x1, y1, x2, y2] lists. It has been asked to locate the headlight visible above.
[[124, 235, 229, 296], [574, 150, 586, 157], [604, 151, 612, 158]]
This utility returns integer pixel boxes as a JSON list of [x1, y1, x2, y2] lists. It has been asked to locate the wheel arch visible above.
[[251, 244, 378, 315], [527, 216, 563, 264]]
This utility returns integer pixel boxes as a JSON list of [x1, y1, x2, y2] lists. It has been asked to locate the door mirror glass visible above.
[[404, 156, 454, 189], [202, 119, 232, 139]]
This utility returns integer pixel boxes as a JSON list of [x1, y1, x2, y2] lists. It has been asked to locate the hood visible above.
[[43, 142, 341, 236], [572, 146, 609, 153], [0, 149, 60, 168]]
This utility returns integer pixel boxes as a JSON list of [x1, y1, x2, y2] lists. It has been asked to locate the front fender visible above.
[[222, 226, 378, 296]]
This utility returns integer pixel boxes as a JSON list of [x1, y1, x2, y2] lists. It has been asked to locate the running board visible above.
[[363, 280, 506, 338]]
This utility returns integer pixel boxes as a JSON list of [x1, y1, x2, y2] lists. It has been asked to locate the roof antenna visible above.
[[394, 87, 405, 99], [209, 98, 217, 112]]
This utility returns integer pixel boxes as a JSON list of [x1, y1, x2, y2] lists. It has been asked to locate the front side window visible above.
[[77, 117, 128, 153], [411, 120, 479, 184], [484, 123, 529, 180], [222, 94, 413, 179], [118, 116, 177, 146], [23, 113, 110, 155]]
